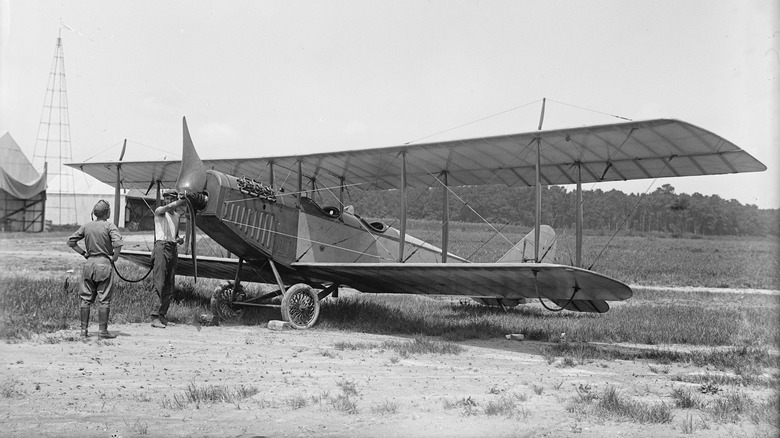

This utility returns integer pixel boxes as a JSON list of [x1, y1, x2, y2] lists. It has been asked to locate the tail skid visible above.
[[497, 225, 557, 263]]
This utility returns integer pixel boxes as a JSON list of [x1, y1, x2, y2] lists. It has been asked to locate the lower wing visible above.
[[119, 250, 309, 285], [293, 262, 632, 313], [120, 251, 629, 313]]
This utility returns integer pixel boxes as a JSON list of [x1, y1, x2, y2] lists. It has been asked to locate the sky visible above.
[[1, 0, 778, 208]]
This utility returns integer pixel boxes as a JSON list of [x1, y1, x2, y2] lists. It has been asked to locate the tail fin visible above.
[[497, 225, 557, 263]]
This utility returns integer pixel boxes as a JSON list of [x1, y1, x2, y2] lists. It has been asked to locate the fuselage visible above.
[[195, 169, 465, 269]]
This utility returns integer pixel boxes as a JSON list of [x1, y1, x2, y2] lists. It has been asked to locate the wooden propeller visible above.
[[176, 117, 208, 281]]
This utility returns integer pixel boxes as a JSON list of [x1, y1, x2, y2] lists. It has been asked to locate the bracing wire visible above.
[[412, 160, 515, 247], [465, 222, 511, 261], [82, 139, 180, 163], [587, 177, 658, 270], [80, 140, 126, 162], [546, 99, 633, 122], [404, 99, 542, 145]]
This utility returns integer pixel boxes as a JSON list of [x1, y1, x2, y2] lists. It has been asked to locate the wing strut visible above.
[[534, 98, 546, 262], [268, 259, 287, 297], [297, 160, 303, 208], [113, 139, 126, 227], [233, 257, 244, 290], [441, 170, 449, 263], [398, 152, 407, 262], [339, 176, 345, 213], [576, 162, 583, 267]]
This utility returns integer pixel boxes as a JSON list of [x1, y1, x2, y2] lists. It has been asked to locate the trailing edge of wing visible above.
[[67, 119, 766, 193]]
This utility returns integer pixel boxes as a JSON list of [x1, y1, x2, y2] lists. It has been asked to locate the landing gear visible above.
[[211, 282, 247, 321], [281, 283, 321, 329], [209, 259, 327, 329]]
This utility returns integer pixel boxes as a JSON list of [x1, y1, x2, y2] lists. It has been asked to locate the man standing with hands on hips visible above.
[[151, 189, 186, 328], [67, 200, 123, 339]]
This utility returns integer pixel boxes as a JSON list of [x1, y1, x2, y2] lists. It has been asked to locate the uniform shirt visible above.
[[154, 210, 181, 242], [68, 220, 123, 258]]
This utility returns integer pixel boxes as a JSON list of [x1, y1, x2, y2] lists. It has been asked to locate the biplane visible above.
[[68, 115, 766, 328]]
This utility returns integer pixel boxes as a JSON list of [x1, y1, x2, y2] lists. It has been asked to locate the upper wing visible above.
[[292, 262, 632, 307], [67, 119, 765, 193]]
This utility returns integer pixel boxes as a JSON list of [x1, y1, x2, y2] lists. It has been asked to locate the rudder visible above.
[[497, 225, 557, 263]]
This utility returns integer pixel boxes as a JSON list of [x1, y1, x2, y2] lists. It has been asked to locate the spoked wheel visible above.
[[281, 283, 321, 329], [211, 282, 247, 321]]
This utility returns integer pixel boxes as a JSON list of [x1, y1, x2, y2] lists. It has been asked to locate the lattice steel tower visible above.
[[31, 31, 77, 224]]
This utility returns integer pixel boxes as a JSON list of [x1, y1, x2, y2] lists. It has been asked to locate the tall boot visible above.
[[98, 307, 117, 339], [80, 306, 90, 337]]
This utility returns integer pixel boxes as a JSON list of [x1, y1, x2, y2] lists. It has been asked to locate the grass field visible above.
[[2, 227, 778, 351]]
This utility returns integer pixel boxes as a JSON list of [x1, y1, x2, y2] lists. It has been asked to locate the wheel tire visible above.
[[210, 283, 246, 321], [280, 284, 320, 329]]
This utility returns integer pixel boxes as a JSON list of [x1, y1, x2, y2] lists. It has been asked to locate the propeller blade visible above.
[[176, 117, 207, 195], [175, 117, 208, 283], [185, 196, 198, 282]]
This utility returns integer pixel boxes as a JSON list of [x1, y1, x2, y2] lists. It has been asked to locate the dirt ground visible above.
[[1, 233, 777, 437]]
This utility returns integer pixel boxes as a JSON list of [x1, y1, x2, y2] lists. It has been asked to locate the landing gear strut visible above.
[[211, 257, 247, 321]]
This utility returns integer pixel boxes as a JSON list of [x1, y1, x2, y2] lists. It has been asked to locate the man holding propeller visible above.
[[150, 189, 186, 328]]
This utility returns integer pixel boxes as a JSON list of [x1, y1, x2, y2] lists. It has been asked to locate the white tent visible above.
[[0, 132, 47, 231], [2, 131, 130, 227]]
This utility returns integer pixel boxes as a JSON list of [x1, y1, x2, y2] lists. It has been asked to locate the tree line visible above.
[[341, 183, 778, 237]]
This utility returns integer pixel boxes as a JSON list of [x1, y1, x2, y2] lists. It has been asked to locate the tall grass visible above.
[[595, 386, 674, 424], [0, 261, 212, 340], [333, 336, 464, 357], [568, 384, 673, 423], [160, 382, 260, 409]]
